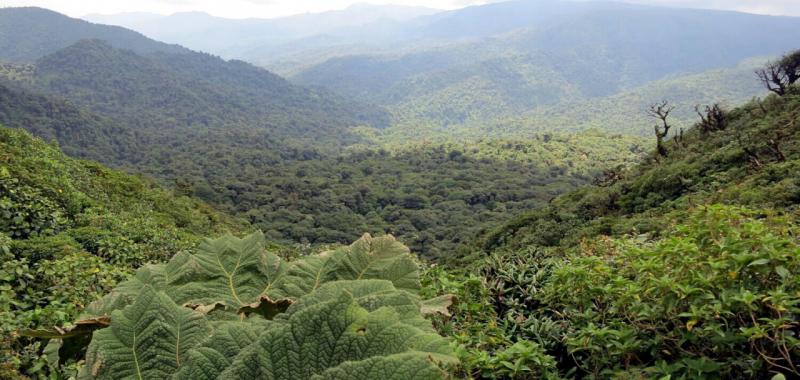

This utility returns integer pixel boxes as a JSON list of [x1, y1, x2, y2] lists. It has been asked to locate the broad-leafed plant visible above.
[[29, 232, 456, 379]]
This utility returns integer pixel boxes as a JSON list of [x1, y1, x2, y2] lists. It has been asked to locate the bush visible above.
[[0, 175, 68, 239], [543, 205, 800, 378], [10, 233, 81, 263]]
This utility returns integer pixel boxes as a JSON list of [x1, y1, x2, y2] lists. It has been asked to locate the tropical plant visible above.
[[31, 232, 456, 379]]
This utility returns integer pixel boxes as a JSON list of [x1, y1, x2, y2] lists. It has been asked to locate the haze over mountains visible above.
[[84, 4, 441, 58], [80, 0, 800, 137]]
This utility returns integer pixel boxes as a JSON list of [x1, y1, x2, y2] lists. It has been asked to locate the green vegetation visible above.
[[0, 7, 186, 64], [0, 14, 649, 260], [0, 82, 129, 163], [0, 68, 646, 261], [27, 39, 387, 153], [290, 2, 800, 139], [33, 232, 456, 379], [422, 86, 800, 378], [4, 6, 800, 379], [0, 127, 244, 378], [209, 132, 646, 260]]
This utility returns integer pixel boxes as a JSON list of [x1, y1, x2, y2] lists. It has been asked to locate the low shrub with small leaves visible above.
[[544, 206, 799, 378]]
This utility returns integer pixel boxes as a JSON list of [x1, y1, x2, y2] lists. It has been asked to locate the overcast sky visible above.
[[3, 0, 800, 19]]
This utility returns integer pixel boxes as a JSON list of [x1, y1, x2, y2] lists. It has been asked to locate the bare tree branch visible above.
[[648, 101, 674, 157]]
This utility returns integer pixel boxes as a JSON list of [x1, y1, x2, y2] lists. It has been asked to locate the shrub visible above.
[[0, 175, 68, 239], [543, 205, 800, 378]]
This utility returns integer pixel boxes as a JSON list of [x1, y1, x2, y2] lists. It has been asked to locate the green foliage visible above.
[[0, 127, 245, 378], [420, 262, 560, 379], [223, 134, 644, 260], [540, 206, 800, 378], [40, 232, 456, 379], [428, 87, 800, 378], [485, 90, 800, 253], [0, 175, 67, 239], [0, 32, 643, 261]]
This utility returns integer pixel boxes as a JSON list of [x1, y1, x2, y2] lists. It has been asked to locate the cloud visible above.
[[594, 0, 800, 16], [4, 0, 800, 19]]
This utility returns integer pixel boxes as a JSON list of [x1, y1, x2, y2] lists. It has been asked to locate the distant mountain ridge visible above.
[[0, 7, 186, 63], [84, 4, 442, 57], [287, 0, 800, 136]]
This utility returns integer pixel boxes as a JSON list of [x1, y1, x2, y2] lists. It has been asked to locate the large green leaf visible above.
[[213, 292, 453, 379], [166, 231, 288, 308], [277, 233, 420, 298], [81, 233, 421, 317], [81, 286, 209, 379], [71, 232, 456, 379]]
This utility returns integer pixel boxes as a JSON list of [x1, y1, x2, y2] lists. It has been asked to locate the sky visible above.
[[2, 0, 800, 19]]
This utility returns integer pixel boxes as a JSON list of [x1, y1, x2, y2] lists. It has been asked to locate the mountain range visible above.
[[0, 5, 648, 258], [1, 2, 799, 254], [84, 4, 441, 58], [3, 3, 800, 378], [0, 7, 389, 155], [81, 0, 800, 137]]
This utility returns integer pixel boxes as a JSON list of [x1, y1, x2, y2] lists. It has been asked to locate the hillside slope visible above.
[[0, 80, 134, 163], [31, 39, 387, 139], [425, 85, 800, 378], [0, 7, 389, 145], [0, 8, 390, 200], [0, 126, 246, 378], [485, 90, 800, 252]]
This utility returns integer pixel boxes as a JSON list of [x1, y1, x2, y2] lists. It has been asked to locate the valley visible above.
[[1, 0, 799, 379]]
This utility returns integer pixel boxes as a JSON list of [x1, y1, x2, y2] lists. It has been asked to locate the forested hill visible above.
[[483, 90, 800, 254], [0, 7, 186, 63], [31, 38, 388, 136], [0, 7, 391, 170], [0, 81, 132, 163], [0, 7, 389, 145], [427, 83, 800, 378], [289, 1, 800, 136]]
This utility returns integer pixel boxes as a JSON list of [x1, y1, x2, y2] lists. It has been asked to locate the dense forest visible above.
[[0, 8, 649, 259], [0, 73, 646, 258], [1, 2, 800, 379]]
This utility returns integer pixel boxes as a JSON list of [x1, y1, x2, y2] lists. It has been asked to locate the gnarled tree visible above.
[[695, 104, 727, 133], [755, 49, 800, 96], [648, 101, 674, 158]]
